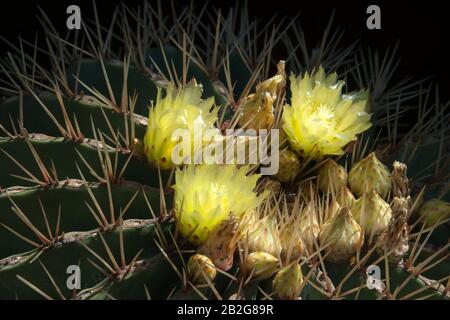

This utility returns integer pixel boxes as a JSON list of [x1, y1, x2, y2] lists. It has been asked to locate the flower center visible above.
[[310, 104, 336, 127]]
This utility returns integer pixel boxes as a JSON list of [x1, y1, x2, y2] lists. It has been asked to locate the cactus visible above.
[[349, 152, 392, 199], [351, 190, 393, 239], [317, 159, 348, 193], [319, 207, 363, 263], [244, 252, 279, 281], [0, 1, 448, 300], [187, 254, 217, 285], [272, 262, 303, 300], [273, 149, 301, 183]]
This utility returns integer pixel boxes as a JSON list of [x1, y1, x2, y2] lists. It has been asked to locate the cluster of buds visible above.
[[162, 64, 439, 300]]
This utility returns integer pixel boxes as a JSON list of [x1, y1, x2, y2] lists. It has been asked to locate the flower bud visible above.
[[272, 263, 303, 300], [419, 199, 450, 227], [348, 152, 391, 199], [319, 208, 363, 263], [351, 190, 392, 236], [279, 220, 306, 261], [273, 149, 301, 183], [337, 186, 356, 208], [187, 254, 217, 284], [241, 211, 282, 257], [318, 159, 347, 193], [246, 252, 279, 281], [299, 203, 320, 254]]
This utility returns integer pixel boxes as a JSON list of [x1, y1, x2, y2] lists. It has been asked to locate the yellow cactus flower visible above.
[[282, 67, 372, 159], [173, 164, 266, 245], [144, 81, 219, 169]]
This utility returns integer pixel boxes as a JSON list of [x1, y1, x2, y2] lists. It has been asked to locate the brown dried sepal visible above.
[[198, 213, 240, 271]]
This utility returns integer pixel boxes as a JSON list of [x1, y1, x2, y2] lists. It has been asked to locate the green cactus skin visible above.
[[0, 93, 147, 142], [0, 136, 170, 188]]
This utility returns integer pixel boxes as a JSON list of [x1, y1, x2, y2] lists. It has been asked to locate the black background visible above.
[[0, 0, 448, 100]]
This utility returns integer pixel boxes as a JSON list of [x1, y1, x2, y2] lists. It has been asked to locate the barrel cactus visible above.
[[0, 2, 448, 300]]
